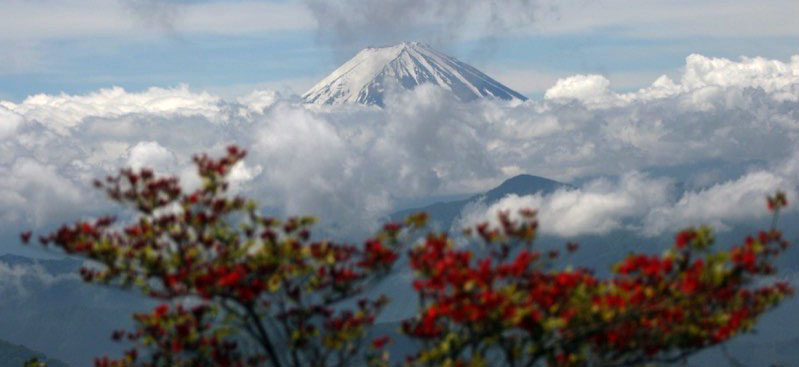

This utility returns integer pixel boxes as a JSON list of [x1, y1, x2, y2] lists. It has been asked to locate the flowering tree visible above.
[[28, 147, 424, 367], [25, 147, 791, 367], [402, 197, 792, 367]]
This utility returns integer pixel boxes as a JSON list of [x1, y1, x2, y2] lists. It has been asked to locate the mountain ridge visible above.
[[304, 42, 527, 106], [0, 338, 69, 367], [389, 174, 569, 231]]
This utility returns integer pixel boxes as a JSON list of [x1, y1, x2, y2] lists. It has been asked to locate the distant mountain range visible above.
[[303, 42, 527, 106]]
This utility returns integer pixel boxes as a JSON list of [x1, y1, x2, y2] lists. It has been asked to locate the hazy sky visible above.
[[2, 0, 798, 100]]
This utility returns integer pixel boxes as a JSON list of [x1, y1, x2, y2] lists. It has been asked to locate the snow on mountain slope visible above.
[[303, 42, 527, 106]]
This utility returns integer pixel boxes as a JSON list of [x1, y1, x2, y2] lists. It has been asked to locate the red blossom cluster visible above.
[[23, 147, 793, 367], [402, 209, 792, 367], [94, 303, 253, 367]]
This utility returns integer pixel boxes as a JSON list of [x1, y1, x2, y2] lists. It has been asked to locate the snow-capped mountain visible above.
[[303, 42, 527, 106]]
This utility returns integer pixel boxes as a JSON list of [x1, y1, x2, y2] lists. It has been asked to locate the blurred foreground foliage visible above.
[[25, 147, 792, 367]]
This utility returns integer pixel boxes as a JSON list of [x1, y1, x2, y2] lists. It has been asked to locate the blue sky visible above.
[[2, 0, 798, 101]]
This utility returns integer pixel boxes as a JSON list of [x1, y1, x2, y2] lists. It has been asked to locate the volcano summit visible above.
[[303, 42, 527, 106]]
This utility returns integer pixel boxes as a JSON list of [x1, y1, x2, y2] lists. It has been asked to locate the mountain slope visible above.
[[0, 254, 150, 367], [0, 339, 69, 367], [390, 174, 568, 231], [303, 42, 527, 106]]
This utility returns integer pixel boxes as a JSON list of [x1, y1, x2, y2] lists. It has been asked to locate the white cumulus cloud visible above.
[[5, 85, 225, 133], [0, 104, 22, 139], [545, 54, 799, 108], [127, 141, 176, 172]]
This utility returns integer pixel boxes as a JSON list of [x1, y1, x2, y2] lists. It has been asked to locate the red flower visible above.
[[218, 271, 241, 287], [165, 274, 181, 289], [383, 222, 401, 233], [372, 336, 390, 348], [680, 276, 698, 294], [171, 340, 182, 353], [675, 229, 696, 249], [154, 304, 169, 318], [20, 231, 32, 244]]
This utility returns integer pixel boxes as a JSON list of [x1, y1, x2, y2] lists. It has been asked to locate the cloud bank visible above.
[[0, 260, 78, 298], [456, 159, 798, 238], [2, 54, 799, 239]]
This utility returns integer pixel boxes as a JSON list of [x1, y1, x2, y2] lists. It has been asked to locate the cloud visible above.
[[127, 141, 176, 172], [304, 0, 549, 48], [2, 54, 799, 239], [0, 261, 78, 298], [457, 156, 798, 237], [544, 74, 616, 107], [7, 85, 225, 133], [641, 157, 799, 234], [0, 104, 22, 139], [0, 0, 313, 42], [456, 173, 675, 237], [0, 0, 135, 41], [3, 0, 797, 46], [486, 68, 666, 97], [303, 0, 799, 49], [680, 54, 799, 102], [545, 54, 799, 108], [119, 0, 317, 36], [121, 0, 184, 34], [485, 68, 562, 96], [0, 158, 91, 227], [528, 0, 799, 38], [0, 40, 43, 74], [177, 1, 315, 34], [237, 90, 282, 115]]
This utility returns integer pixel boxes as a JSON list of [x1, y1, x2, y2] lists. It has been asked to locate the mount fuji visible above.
[[303, 42, 527, 106]]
